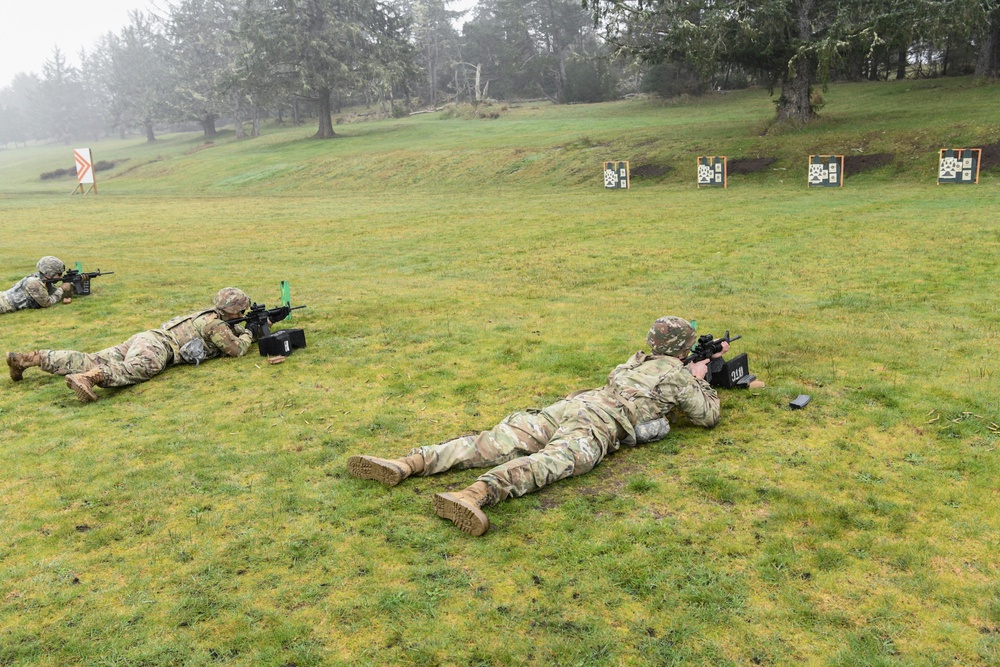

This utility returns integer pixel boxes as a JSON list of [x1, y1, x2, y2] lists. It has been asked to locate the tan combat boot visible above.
[[433, 481, 491, 536], [65, 367, 106, 403], [7, 351, 41, 382], [347, 453, 425, 487]]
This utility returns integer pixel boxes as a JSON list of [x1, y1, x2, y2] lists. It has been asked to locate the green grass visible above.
[[0, 76, 998, 665]]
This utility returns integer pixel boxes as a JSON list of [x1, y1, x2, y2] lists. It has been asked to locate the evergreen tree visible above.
[[586, 0, 904, 121], [276, 0, 413, 138], [408, 0, 464, 107], [164, 0, 238, 138], [38, 47, 82, 143], [0, 74, 40, 147], [109, 11, 173, 142]]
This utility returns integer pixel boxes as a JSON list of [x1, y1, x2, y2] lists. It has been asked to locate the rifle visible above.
[[684, 331, 742, 365], [683, 331, 757, 389], [226, 302, 306, 338], [226, 302, 308, 356], [44, 268, 114, 296]]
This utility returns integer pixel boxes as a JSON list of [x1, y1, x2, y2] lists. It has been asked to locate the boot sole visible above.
[[433, 492, 490, 536], [6, 353, 23, 382], [347, 456, 405, 487], [65, 375, 98, 403]]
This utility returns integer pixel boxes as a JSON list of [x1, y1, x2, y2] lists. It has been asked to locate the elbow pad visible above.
[[635, 417, 671, 444]]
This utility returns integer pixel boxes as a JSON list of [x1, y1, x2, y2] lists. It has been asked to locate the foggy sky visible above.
[[0, 0, 156, 88], [0, 0, 475, 90]]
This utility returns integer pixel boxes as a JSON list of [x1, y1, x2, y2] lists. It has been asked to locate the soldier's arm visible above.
[[24, 276, 62, 307], [205, 319, 254, 357], [674, 375, 721, 428]]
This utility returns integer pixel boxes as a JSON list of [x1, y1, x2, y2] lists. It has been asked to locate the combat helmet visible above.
[[646, 316, 697, 357], [213, 287, 250, 314], [36, 256, 65, 278]]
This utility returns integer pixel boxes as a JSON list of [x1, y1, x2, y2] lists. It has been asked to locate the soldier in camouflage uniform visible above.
[[348, 316, 727, 536], [6, 287, 260, 403], [0, 257, 69, 314]]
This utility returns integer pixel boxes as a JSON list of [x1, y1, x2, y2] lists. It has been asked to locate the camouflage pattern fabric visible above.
[[36, 256, 65, 276], [605, 351, 720, 428], [213, 287, 250, 313], [0, 275, 63, 314], [411, 351, 719, 505], [40, 331, 174, 387], [159, 309, 254, 363], [646, 316, 697, 357], [34, 308, 253, 387]]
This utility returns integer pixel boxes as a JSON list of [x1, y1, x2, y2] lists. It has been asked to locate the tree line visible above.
[[1, 0, 998, 147], [586, 0, 1000, 122]]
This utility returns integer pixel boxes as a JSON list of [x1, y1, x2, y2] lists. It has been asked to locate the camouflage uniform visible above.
[[37, 309, 254, 387], [411, 351, 720, 505], [0, 274, 64, 314]]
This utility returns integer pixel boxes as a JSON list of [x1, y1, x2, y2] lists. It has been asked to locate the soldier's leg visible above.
[[39, 343, 125, 376], [0, 294, 14, 314], [9, 341, 123, 381], [349, 404, 567, 487], [432, 403, 613, 536], [413, 406, 565, 476], [433, 419, 612, 536], [477, 415, 616, 504], [12, 327, 164, 381], [64, 333, 172, 403], [89, 332, 171, 387]]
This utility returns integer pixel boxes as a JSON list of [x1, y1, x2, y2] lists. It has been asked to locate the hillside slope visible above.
[[1, 76, 998, 196]]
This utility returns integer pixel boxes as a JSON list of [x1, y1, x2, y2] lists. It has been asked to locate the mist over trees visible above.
[[1, 0, 998, 146]]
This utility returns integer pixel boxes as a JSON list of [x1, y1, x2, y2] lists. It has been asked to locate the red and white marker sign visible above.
[[74, 148, 94, 184]]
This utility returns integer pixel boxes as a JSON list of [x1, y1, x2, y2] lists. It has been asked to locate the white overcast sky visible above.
[[0, 0, 159, 87], [0, 0, 475, 90]]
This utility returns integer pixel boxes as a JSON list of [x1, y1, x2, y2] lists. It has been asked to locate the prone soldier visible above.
[[6, 287, 263, 402], [0, 256, 71, 314], [348, 316, 727, 536]]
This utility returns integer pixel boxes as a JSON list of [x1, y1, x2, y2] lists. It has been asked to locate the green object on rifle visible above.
[[280, 280, 292, 319]]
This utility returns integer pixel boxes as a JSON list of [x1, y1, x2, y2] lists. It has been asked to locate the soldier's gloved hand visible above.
[[689, 358, 711, 380], [247, 321, 262, 338], [62, 282, 74, 294]]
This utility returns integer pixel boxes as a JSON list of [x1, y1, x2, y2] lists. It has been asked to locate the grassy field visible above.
[[1, 76, 999, 666]]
